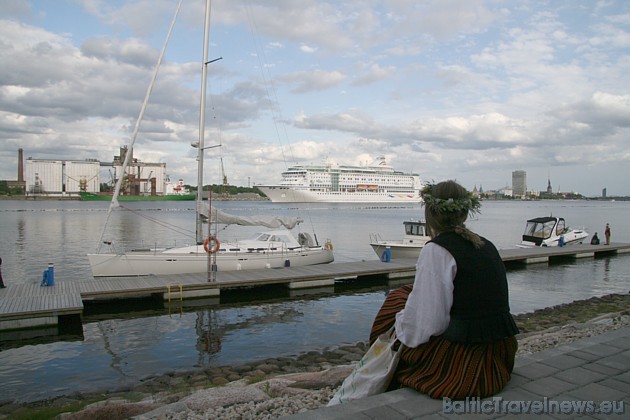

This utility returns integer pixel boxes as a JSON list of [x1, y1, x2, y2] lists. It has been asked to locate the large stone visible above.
[[227, 373, 242, 382], [211, 376, 229, 386], [181, 385, 271, 411], [256, 363, 280, 373], [231, 364, 253, 373], [341, 352, 363, 362], [282, 365, 355, 389]]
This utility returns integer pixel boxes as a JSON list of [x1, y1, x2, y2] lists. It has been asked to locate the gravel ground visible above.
[[1, 293, 628, 419]]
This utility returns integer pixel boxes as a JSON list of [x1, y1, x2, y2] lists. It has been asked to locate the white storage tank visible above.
[[65, 160, 100, 192], [25, 159, 63, 194]]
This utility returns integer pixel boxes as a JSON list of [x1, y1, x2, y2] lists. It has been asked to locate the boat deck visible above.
[[1, 243, 629, 331]]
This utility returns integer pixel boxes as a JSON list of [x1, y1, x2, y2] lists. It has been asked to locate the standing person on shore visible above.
[[368, 180, 519, 399], [605, 223, 611, 245], [0, 257, 6, 288]]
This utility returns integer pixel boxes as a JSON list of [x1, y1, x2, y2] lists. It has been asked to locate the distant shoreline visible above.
[[0, 195, 269, 201], [2, 195, 627, 202]]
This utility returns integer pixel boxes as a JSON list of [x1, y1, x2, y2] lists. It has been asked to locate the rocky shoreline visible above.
[[1, 293, 628, 419]]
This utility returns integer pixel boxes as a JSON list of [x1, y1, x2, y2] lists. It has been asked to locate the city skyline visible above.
[[7, 149, 606, 198]]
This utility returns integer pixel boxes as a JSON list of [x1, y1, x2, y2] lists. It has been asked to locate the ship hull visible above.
[[79, 192, 195, 201], [88, 247, 334, 277], [370, 242, 424, 259], [257, 186, 421, 203]]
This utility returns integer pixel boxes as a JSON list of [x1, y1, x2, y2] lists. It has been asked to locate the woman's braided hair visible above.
[[421, 180, 483, 248]]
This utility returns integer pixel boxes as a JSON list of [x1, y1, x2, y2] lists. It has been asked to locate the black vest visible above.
[[430, 231, 519, 343]]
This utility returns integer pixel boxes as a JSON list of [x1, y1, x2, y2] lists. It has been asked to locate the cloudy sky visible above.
[[1, 0, 628, 196]]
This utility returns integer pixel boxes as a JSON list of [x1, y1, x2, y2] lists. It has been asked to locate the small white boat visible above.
[[518, 216, 588, 248], [369, 220, 430, 260]]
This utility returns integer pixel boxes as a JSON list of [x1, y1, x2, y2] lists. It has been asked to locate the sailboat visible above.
[[87, 0, 334, 278]]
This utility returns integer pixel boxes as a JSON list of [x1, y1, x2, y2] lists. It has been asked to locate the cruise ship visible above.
[[257, 156, 423, 203]]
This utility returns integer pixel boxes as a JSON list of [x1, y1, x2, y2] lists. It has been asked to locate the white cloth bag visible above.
[[327, 327, 400, 405]]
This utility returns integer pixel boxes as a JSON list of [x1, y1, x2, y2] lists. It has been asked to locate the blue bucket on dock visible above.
[[381, 246, 391, 263], [41, 263, 54, 286]]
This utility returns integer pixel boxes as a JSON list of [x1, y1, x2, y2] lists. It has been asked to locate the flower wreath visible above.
[[421, 183, 481, 216]]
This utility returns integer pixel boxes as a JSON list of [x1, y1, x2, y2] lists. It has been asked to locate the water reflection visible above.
[[195, 310, 223, 366], [97, 320, 130, 379]]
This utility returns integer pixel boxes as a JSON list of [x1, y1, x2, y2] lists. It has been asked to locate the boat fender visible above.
[[203, 236, 220, 254], [324, 241, 333, 251]]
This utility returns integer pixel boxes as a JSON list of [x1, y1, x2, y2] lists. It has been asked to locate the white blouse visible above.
[[394, 242, 457, 348]]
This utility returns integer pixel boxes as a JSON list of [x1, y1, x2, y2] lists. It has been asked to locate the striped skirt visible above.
[[370, 284, 518, 400]]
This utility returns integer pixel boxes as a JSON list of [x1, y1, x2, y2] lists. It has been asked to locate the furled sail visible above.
[[197, 202, 302, 229]]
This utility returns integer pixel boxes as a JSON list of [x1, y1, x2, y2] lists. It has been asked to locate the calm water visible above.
[[0, 199, 628, 403]]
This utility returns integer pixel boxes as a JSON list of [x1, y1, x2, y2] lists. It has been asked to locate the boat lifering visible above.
[[203, 236, 220, 253], [324, 241, 333, 251]]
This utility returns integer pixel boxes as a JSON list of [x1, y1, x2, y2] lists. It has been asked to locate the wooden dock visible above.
[[1, 243, 629, 332]]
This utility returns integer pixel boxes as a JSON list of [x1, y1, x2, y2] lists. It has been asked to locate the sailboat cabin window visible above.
[[253, 233, 270, 242], [270, 235, 292, 244]]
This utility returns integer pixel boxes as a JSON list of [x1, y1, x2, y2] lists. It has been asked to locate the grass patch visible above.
[[7, 402, 86, 420], [247, 375, 266, 385], [514, 293, 628, 333]]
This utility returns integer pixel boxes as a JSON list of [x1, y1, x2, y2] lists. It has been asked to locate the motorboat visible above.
[[518, 216, 588, 247], [369, 220, 430, 260]]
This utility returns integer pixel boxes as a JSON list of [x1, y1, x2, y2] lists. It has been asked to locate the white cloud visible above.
[[299, 44, 317, 53], [0, 0, 628, 196], [281, 69, 346, 93]]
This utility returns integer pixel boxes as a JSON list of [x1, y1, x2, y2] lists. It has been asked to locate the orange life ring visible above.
[[203, 236, 220, 253]]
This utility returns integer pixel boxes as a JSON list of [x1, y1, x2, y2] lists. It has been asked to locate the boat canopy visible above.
[[522, 217, 565, 241], [197, 201, 303, 229]]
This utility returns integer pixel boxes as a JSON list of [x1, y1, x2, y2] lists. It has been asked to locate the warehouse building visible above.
[[25, 159, 100, 196], [12, 148, 171, 197]]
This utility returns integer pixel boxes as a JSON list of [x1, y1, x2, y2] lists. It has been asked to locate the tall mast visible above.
[[196, 0, 212, 244], [95, 0, 183, 252]]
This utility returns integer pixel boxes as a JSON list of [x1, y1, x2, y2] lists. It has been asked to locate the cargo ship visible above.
[[78, 192, 195, 201]]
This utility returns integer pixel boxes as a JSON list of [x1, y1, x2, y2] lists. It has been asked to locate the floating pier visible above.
[[0, 243, 628, 332]]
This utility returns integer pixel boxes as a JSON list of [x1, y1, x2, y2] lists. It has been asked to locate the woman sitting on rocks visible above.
[[370, 180, 519, 399]]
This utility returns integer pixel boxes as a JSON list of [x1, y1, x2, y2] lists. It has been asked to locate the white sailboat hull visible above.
[[88, 247, 334, 277], [258, 186, 421, 203]]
